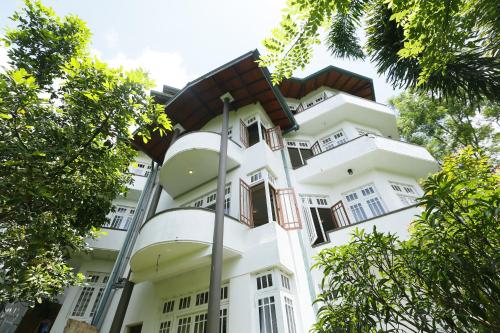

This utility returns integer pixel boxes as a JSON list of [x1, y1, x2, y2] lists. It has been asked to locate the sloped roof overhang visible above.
[[133, 50, 296, 163], [279, 65, 376, 101]]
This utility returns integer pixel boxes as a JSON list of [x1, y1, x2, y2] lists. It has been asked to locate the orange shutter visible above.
[[276, 188, 301, 230], [265, 126, 284, 151], [330, 200, 350, 228], [240, 119, 249, 148], [239, 179, 253, 227]]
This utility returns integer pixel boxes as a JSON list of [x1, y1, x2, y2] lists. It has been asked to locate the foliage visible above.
[[313, 148, 500, 332], [0, 0, 171, 305], [391, 91, 500, 161], [260, 0, 500, 102]]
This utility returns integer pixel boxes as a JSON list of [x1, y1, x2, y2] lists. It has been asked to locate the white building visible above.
[[1, 50, 438, 333]]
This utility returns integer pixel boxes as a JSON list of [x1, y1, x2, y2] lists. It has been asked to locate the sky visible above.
[[0, 0, 399, 103]]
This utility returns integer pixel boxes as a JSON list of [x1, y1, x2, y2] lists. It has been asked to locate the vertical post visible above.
[[108, 127, 182, 333], [207, 93, 233, 333]]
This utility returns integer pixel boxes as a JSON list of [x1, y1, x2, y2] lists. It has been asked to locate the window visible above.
[[71, 272, 109, 321], [284, 297, 297, 333], [399, 195, 418, 205], [129, 163, 152, 177], [258, 296, 278, 333], [179, 296, 191, 310], [163, 300, 175, 314], [104, 205, 135, 230], [159, 320, 172, 333], [366, 197, 385, 216], [176, 316, 191, 333], [187, 185, 231, 214], [281, 274, 291, 290], [257, 273, 273, 290], [193, 313, 207, 333], [221, 286, 228, 300], [286, 140, 312, 168], [320, 130, 347, 151], [250, 171, 263, 184], [195, 292, 209, 306], [390, 182, 419, 206], [300, 195, 334, 245], [219, 308, 228, 333], [344, 184, 386, 222]]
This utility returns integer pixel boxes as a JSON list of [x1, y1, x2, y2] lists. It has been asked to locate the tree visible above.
[[391, 91, 500, 161], [0, 0, 171, 305], [259, 0, 499, 102], [312, 148, 500, 332]]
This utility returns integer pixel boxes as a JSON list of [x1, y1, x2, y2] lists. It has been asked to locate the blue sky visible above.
[[0, 0, 399, 103]]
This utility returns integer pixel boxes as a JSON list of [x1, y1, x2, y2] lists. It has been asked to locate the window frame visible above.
[[343, 184, 387, 223]]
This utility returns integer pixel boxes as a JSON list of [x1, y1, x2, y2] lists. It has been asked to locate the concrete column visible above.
[[207, 93, 233, 333]]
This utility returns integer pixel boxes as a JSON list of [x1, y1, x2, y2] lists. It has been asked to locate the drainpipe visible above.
[[280, 149, 318, 314], [207, 93, 234, 333], [91, 162, 157, 330], [108, 127, 181, 333]]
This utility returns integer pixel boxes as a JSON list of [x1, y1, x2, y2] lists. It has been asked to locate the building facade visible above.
[[1, 50, 438, 333]]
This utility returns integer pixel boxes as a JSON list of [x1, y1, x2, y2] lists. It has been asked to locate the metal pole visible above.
[[207, 95, 231, 333], [109, 127, 182, 333]]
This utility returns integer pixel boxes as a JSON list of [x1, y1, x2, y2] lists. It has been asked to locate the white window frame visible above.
[[159, 285, 229, 333], [390, 181, 420, 206], [69, 272, 109, 323], [186, 184, 232, 214], [320, 129, 347, 151], [343, 184, 387, 223], [254, 269, 297, 333], [300, 195, 330, 244], [104, 205, 135, 230]]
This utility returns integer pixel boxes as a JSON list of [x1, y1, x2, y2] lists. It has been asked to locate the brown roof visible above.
[[133, 50, 296, 163], [279, 65, 375, 101]]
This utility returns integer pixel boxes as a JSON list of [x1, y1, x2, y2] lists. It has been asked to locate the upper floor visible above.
[[90, 50, 439, 264]]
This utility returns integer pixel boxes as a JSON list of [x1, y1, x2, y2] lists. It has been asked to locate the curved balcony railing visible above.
[[129, 208, 248, 282], [293, 134, 438, 184], [159, 131, 243, 198]]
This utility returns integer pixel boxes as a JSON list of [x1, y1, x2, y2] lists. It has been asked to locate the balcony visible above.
[[319, 205, 422, 250], [294, 93, 399, 138], [294, 135, 438, 184], [129, 208, 248, 282], [87, 228, 127, 253], [159, 132, 243, 198]]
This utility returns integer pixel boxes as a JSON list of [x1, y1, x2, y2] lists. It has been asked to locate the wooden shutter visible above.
[[330, 200, 350, 228], [311, 141, 322, 155], [276, 188, 301, 230], [240, 119, 249, 148], [265, 126, 284, 151], [239, 179, 253, 227]]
